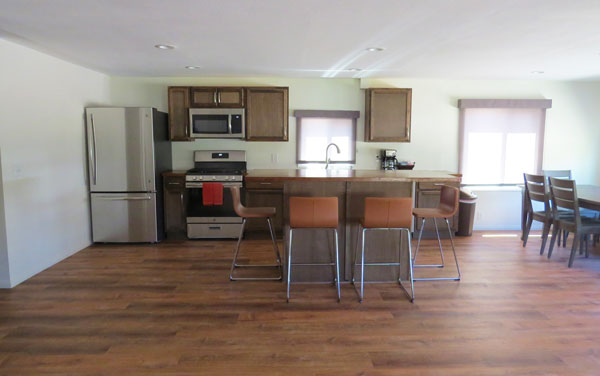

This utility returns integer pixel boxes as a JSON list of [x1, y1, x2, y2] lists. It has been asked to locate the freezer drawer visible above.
[[91, 193, 158, 242]]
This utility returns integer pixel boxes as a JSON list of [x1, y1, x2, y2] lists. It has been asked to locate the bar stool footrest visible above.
[[234, 263, 281, 268]]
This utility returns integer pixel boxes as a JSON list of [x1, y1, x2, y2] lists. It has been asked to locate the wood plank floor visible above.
[[1, 231, 599, 375]]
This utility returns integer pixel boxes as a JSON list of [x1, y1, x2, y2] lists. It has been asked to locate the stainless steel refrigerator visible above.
[[86, 107, 172, 243]]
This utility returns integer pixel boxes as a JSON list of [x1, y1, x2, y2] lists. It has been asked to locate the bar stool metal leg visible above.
[[230, 217, 283, 281], [267, 218, 283, 276], [413, 217, 461, 281], [352, 227, 414, 303], [412, 218, 426, 262], [229, 219, 247, 280], [334, 229, 341, 302], [413, 218, 445, 268], [397, 228, 415, 302], [287, 228, 341, 303]]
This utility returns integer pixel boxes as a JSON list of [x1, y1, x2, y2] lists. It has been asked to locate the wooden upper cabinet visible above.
[[365, 88, 412, 142], [190, 88, 218, 107], [190, 87, 244, 108], [245, 87, 289, 141], [216, 88, 244, 107], [168, 87, 191, 141]]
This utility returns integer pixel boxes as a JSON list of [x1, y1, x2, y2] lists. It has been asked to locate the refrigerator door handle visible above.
[[94, 195, 152, 201], [90, 114, 98, 185]]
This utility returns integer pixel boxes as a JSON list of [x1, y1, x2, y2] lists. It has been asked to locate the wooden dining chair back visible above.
[[543, 170, 572, 180], [547, 177, 579, 230], [522, 173, 553, 255], [547, 177, 600, 267]]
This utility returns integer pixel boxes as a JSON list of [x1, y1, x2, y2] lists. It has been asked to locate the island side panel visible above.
[[283, 181, 347, 283], [345, 181, 413, 281]]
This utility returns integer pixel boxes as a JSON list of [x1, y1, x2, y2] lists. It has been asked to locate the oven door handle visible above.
[[185, 182, 243, 188]]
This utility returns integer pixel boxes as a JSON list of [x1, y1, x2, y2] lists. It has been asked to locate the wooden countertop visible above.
[[244, 169, 461, 183], [162, 170, 187, 177]]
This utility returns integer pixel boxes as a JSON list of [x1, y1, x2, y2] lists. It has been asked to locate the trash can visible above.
[[457, 188, 477, 236]]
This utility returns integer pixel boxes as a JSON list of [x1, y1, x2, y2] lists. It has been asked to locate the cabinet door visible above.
[[244, 189, 284, 236], [163, 176, 187, 239], [365, 88, 412, 142], [168, 87, 191, 141], [246, 87, 289, 141], [217, 88, 244, 108], [190, 87, 218, 107]]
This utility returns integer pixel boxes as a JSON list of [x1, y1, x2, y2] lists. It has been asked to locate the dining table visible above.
[[521, 184, 600, 239]]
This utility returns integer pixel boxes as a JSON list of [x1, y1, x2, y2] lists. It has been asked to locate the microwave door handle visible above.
[[228, 115, 232, 134]]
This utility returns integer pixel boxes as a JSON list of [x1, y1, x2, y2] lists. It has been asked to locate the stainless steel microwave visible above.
[[189, 108, 245, 139]]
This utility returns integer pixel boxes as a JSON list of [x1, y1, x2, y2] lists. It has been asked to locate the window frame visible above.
[[458, 99, 552, 186], [294, 110, 360, 165]]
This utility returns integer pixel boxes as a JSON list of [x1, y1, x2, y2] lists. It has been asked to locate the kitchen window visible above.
[[458, 99, 552, 185], [295, 110, 360, 165]]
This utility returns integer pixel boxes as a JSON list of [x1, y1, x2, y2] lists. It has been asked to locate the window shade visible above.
[[295, 110, 359, 164], [459, 105, 548, 185]]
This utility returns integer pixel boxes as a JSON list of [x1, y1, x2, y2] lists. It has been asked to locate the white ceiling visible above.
[[1, 0, 600, 80]]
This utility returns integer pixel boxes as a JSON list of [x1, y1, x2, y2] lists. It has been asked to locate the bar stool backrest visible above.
[[363, 197, 412, 228], [289, 197, 338, 228], [524, 173, 550, 216], [438, 185, 459, 217], [229, 186, 244, 217], [548, 177, 581, 228]]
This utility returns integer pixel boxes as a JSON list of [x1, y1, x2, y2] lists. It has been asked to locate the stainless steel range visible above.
[[186, 150, 246, 239]]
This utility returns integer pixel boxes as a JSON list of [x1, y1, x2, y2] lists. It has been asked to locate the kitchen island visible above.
[[245, 169, 461, 283]]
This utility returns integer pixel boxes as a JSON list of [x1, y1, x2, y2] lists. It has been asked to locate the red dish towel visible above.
[[202, 183, 223, 206]]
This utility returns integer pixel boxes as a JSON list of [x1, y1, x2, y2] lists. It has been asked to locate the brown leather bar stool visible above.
[[352, 197, 415, 303], [287, 197, 340, 302], [412, 185, 461, 281], [229, 186, 282, 281]]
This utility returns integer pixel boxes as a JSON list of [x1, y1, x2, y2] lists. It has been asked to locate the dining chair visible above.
[[543, 170, 572, 246], [547, 177, 600, 267], [522, 173, 553, 255]]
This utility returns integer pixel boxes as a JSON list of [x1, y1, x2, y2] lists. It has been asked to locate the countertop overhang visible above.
[[244, 169, 461, 183]]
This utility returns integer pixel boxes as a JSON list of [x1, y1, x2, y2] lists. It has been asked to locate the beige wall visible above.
[[109, 76, 600, 185], [0, 38, 111, 287]]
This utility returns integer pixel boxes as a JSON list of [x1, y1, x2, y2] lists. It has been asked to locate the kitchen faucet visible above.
[[325, 143, 341, 169]]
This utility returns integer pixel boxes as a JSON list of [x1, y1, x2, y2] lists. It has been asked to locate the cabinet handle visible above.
[[213, 92, 217, 104], [218, 92, 221, 103], [181, 192, 186, 227], [90, 114, 97, 185], [209, 226, 221, 230], [259, 182, 272, 185], [168, 182, 181, 185]]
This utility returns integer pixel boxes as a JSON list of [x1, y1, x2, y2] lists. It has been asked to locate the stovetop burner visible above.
[[187, 168, 245, 175]]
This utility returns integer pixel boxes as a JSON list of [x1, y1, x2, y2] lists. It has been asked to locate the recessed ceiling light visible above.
[[531, 70, 544, 74], [347, 68, 362, 72], [365, 47, 384, 52], [154, 44, 175, 50], [185, 66, 201, 70]]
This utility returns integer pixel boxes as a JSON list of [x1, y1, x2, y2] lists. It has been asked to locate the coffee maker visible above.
[[380, 149, 398, 170]]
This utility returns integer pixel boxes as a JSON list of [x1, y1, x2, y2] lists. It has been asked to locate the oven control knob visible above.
[[225, 176, 230, 180], [212, 176, 216, 180], [198, 176, 203, 180]]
